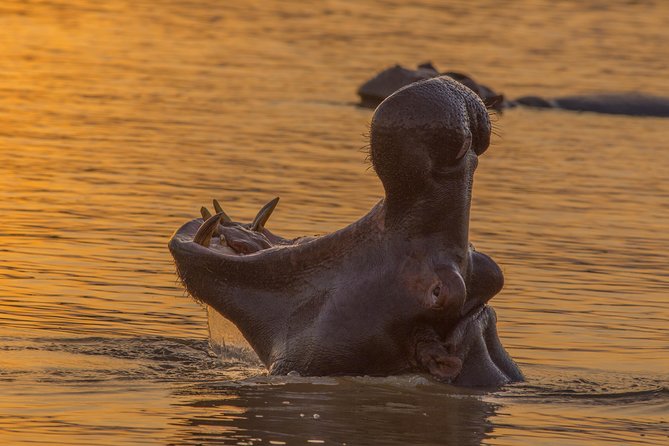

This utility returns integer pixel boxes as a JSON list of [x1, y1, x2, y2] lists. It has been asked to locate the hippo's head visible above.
[[169, 77, 523, 387]]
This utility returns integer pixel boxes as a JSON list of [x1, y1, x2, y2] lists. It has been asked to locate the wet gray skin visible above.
[[169, 76, 524, 387]]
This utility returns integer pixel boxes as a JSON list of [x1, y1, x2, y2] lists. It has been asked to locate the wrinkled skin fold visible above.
[[169, 76, 523, 387]]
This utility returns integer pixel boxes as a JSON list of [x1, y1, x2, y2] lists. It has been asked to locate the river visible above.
[[0, 1, 667, 444]]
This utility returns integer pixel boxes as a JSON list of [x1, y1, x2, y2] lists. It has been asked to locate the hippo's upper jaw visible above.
[[169, 76, 523, 387]]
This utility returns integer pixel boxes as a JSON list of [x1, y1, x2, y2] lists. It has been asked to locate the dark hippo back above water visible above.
[[360, 63, 669, 117], [358, 62, 506, 111], [357, 62, 439, 108], [514, 93, 669, 117]]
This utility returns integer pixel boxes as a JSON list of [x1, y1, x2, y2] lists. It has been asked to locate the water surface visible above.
[[0, 1, 667, 445]]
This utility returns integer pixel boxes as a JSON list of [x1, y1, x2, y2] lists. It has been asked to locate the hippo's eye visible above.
[[432, 286, 441, 296]]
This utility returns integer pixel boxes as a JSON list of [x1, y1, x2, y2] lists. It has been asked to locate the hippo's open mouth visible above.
[[169, 76, 523, 387], [189, 197, 293, 255]]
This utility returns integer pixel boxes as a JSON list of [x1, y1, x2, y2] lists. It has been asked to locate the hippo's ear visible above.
[[484, 94, 505, 111], [417, 61, 438, 73], [431, 265, 467, 315]]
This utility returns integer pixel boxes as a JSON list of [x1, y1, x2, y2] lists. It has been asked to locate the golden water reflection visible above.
[[0, 0, 667, 445]]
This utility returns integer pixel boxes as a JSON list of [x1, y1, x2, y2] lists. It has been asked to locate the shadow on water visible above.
[[168, 360, 669, 446], [170, 377, 497, 446]]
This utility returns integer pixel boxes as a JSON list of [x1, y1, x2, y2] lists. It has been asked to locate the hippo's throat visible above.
[[383, 154, 475, 248]]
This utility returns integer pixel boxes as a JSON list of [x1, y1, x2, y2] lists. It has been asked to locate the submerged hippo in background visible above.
[[512, 93, 669, 117], [358, 62, 506, 111], [359, 63, 669, 117], [169, 76, 523, 387]]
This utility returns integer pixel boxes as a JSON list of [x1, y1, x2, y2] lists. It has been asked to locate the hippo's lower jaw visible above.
[[169, 76, 524, 387], [446, 305, 523, 387], [407, 304, 522, 387]]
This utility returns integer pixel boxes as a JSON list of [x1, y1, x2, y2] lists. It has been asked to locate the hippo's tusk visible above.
[[250, 197, 279, 232], [212, 199, 233, 223], [194, 213, 223, 247], [200, 206, 212, 221]]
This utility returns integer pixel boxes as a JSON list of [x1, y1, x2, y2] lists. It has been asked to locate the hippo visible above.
[[512, 93, 669, 117], [169, 76, 524, 387], [358, 62, 506, 111], [359, 64, 669, 117]]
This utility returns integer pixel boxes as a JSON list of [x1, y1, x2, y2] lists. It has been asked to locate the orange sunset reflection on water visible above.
[[0, 1, 667, 445]]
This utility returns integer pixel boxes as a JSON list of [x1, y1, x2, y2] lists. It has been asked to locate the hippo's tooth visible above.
[[456, 133, 473, 160], [212, 199, 233, 223], [193, 213, 224, 247], [200, 206, 212, 220], [250, 197, 279, 232]]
